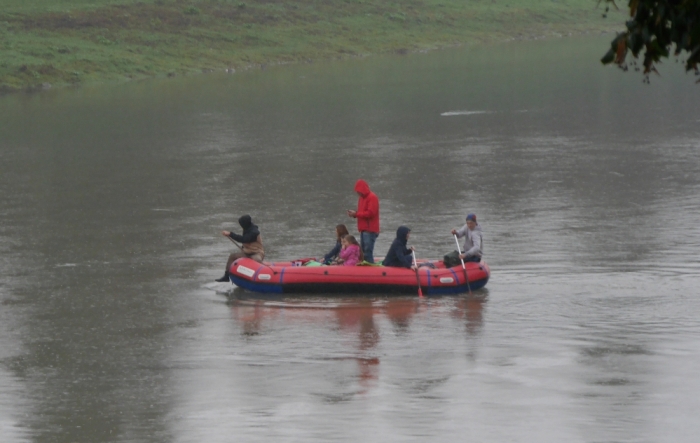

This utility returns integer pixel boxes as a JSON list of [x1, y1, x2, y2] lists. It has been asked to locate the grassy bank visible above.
[[0, 0, 620, 93]]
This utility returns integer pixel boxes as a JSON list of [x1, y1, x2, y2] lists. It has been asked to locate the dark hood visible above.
[[238, 215, 253, 230], [354, 179, 371, 197], [396, 226, 411, 244]]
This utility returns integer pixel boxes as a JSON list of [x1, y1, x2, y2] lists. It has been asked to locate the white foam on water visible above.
[[440, 110, 492, 116]]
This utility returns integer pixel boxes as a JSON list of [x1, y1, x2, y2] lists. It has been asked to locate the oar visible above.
[[224, 232, 243, 251], [411, 250, 423, 297], [453, 234, 473, 295]]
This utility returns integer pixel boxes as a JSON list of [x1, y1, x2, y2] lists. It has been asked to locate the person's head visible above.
[[396, 226, 411, 244], [238, 214, 252, 229], [354, 179, 370, 197], [336, 224, 350, 241], [466, 213, 477, 231], [345, 235, 359, 247]]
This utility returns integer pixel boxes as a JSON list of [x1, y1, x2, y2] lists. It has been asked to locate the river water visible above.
[[1, 35, 699, 442]]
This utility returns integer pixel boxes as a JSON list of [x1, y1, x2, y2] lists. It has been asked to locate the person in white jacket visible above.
[[450, 213, 483, 262]]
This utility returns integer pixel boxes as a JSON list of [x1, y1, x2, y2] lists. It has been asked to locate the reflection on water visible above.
[[385, 298, 419, 334], [1, 34, 700, 442], [227, 294, 489, 400], [333, 299, 380, 394]]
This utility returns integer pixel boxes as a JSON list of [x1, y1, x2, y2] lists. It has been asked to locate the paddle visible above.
[[411, 250, 423, 297], [454, 234, 473, 295], [226, 235, 243, 251]]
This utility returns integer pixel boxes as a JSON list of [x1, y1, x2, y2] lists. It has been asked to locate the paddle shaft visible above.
[[226, 234, 243, 251], [454, 234, 473, 295], [411, 250, 423, 297]]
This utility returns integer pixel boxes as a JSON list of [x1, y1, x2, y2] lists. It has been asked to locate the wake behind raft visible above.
[[227, 257, 490, 295]]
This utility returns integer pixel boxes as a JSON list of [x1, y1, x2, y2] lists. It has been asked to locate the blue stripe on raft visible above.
[[231, 276, 284, 294], [426, 277, 489, 295], [448, 268, 459, 284]]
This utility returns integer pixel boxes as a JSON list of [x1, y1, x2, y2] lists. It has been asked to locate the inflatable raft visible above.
[[228, 257, 490, 295]]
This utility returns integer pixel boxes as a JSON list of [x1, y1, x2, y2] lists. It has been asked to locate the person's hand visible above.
[[451, 229, 457, 235], [410, 246, 415, 251], [459, 253, 466, 260], [347, 209, 357, 218], [410, 265, 417, 271], [221, 230, 230, 237]]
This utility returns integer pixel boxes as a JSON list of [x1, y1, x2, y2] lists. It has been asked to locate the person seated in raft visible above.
[[382, 226, 417, 270], [451, 213, 483, 263], [334, 234, 363, 266], [322, 224, 350, 265], [215, 214, 265, 282]]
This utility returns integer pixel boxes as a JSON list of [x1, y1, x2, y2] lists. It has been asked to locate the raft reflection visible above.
[[228, 292, 487, 394]]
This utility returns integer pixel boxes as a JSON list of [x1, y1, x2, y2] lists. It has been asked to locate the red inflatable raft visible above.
[[228, 257, 490, 295]]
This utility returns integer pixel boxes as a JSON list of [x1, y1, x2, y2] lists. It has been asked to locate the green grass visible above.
[[0, 0, 622, 92]]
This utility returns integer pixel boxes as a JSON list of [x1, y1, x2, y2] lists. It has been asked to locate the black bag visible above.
[[443, 250, 462, 268]]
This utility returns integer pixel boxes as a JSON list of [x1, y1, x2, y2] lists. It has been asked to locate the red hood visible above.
[[354, 179, 370, 197]]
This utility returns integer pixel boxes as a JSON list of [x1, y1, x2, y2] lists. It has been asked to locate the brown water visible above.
[[1, 35, 699, 442]]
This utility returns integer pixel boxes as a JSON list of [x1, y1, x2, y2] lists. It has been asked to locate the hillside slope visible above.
[[0, 0, 620, 92]]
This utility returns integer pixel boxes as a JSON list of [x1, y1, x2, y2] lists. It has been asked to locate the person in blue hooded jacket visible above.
[[382, 226, 416, 269]]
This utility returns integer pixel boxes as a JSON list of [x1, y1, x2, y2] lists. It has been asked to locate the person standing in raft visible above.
[[451, 213, 483, 263], [322, 224, 350, 265], [383, 226, 416, 270], [215, 215, 265, 282], [346, 179, 380, 264]]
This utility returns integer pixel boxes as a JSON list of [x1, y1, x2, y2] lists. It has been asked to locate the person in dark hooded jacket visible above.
[[215, 215, 265, 282], [382, 226, 416, 269]]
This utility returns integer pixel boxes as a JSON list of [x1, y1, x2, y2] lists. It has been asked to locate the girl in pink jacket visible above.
[[336, 235, 363, 266]]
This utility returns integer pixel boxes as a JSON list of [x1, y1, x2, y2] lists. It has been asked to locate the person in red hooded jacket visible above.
[[347, 179, 380, 263]]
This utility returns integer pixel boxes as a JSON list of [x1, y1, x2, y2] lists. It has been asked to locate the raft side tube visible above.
[[227, 257, 490, 295]]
